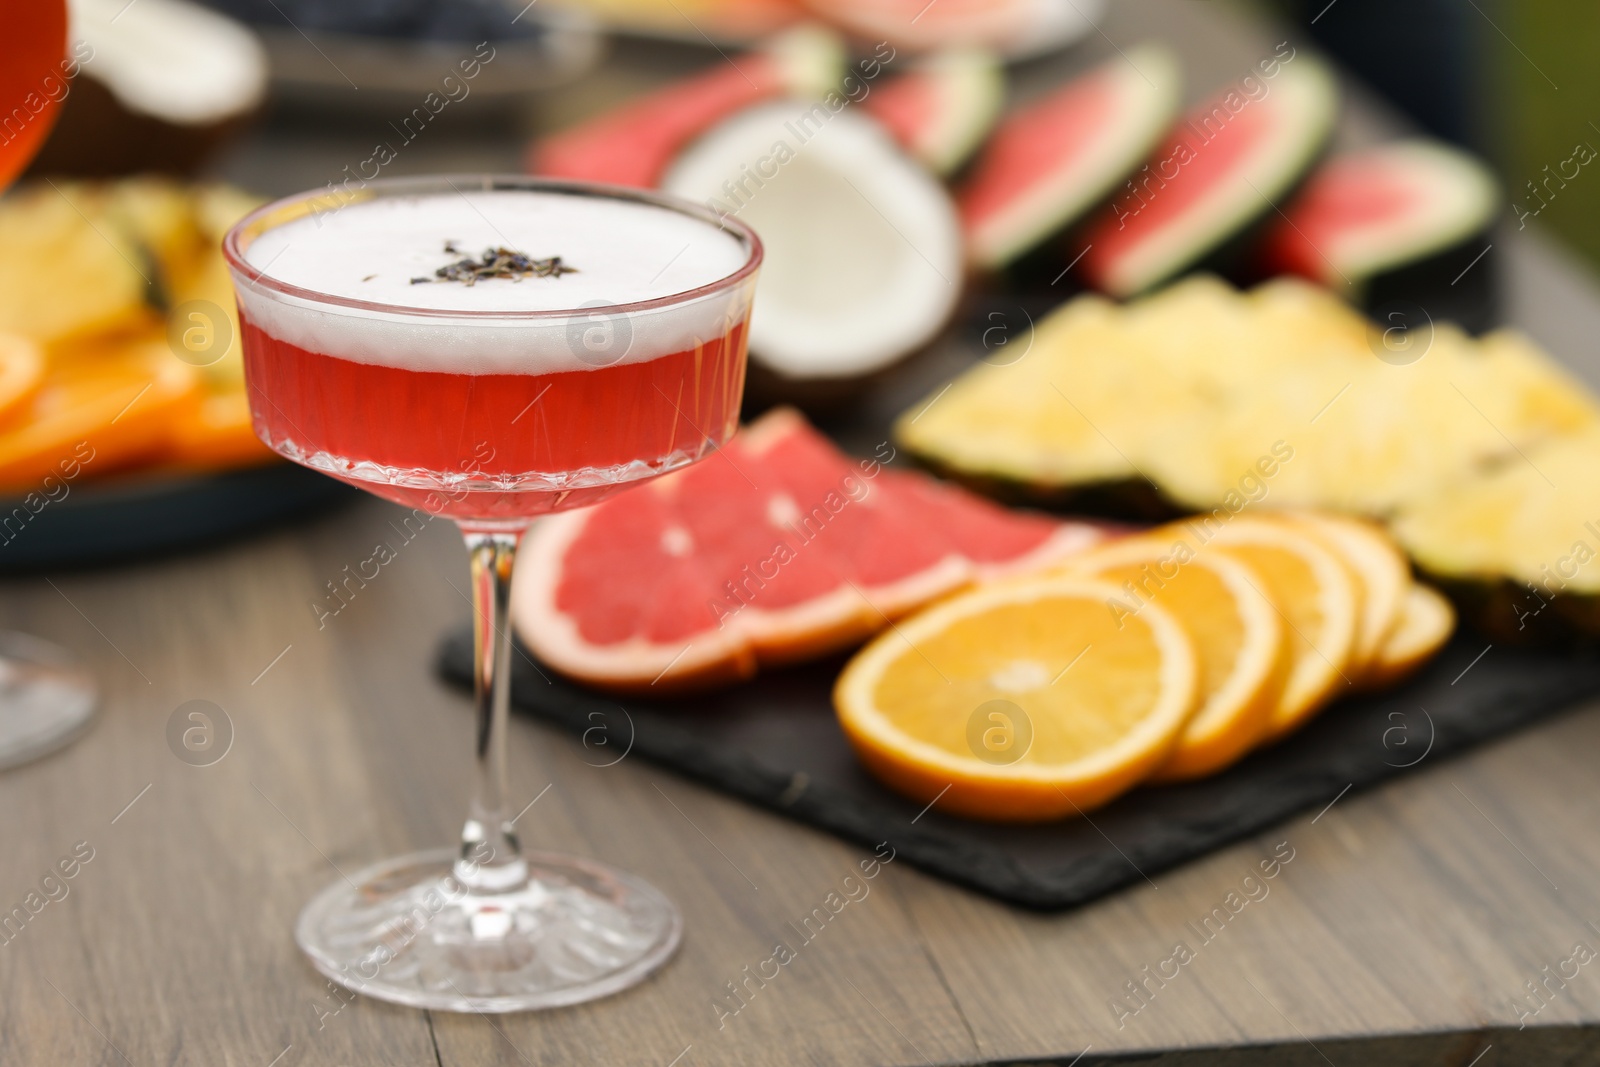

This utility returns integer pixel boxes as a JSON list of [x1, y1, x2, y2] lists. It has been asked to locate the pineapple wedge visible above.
[[898, 277, 1600, 523], [0, 184, 152, 345]]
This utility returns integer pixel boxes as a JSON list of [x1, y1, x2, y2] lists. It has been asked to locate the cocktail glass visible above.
[[223, 176, 760, 1012], [0, 0, 101, 771]]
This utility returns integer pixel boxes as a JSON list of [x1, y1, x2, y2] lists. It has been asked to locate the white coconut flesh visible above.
[[664, 101, 962, 381], [70, 0, 268, 126]]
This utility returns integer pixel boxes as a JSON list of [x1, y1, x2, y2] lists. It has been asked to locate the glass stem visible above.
[[455, 529, 529, 894]]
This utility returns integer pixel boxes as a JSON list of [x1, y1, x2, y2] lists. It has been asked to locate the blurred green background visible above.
[[1264, 0, 1600, 269]]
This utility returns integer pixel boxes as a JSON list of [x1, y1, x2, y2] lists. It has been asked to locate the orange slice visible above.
[[834, 576, 1198, 821], [1293, 512, 1412, 674], [0, 333, 45, 427], [1362, 583, 1456, 690], [163, 388, 275, 473], [1062, 534, 1285, 781], [1183, 516, 1359, 743], [0, 337, 199, 492]]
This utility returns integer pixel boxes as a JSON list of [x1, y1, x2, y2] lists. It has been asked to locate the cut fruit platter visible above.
[[482, 24, 1585, 834]]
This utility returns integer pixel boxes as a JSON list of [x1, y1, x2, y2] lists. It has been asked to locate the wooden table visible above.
[[9, 2, 1600, 1064]]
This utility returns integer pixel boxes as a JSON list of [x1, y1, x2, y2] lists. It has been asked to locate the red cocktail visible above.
[[242, 322, 747, 519], [225, 177, 761, 1012]]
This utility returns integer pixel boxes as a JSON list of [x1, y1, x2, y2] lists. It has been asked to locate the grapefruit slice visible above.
[[1259, 140, 1497, 290], [513, 408, 1104, 693], [834, 575, 1199, 821], [526, 25, 842, 188], [862, 48, 1003, 176], [958, 45, 1180, 271], [1078, 55, 1337, 297], [1061, 533, 1284, 781], [1193, 516, 1358, 743]]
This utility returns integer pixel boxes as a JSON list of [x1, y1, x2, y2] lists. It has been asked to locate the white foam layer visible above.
[[237, 190, 752, 374]]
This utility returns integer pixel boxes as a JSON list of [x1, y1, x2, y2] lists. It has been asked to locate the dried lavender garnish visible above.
[[410, 240, 578, 286]]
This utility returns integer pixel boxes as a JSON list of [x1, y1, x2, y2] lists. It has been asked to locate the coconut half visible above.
[[31, 0, 266, 176], [663, 100, 963, 385]]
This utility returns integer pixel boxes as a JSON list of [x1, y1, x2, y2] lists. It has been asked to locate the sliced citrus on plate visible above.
[[1294, 512, 1411, 674], [1363, 583, 1456, 690], [0, 336, 199, 492], [1193, 516, 1359, 742], [834, 576, 1198, 821], [0, 333, 45, 426], [163, 387, 274, 473], [1062, 533, 1285, 781]]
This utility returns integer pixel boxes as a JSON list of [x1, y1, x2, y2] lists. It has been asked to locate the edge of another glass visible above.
[[221, 174, 763, 320]]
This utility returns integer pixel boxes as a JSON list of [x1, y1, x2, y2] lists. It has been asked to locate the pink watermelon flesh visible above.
[[958, 65, 1119, 234], [1260, 156, 1426, 282], [528, 54, 785, 189], [863, 69, 941, 159], [1077, 64, 1335, 295], [549, 413, 1088, 652], [1079, 101, 1272, 286]]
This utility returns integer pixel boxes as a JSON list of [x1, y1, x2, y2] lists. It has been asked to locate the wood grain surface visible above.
[[5, 1, 1600, 1064]]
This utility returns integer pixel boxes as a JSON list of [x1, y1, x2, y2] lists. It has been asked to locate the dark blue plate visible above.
[[0, 462, 354, 573]]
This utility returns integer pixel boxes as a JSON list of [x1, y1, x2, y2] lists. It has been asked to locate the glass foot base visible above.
[[295, 848, 682, 1012], [0, 632, 97, 771]]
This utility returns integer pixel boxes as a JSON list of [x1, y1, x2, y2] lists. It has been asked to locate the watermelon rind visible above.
[[961, 44, 1182, 271], [1281, 140, 1498, 287], [1082, 55, 1338, 298], [867, 48, 1005, 176]]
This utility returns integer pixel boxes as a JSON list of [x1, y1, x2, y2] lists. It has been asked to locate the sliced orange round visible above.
[[1362, 583, 1456, 690], [834, 576, 1198, 822], [1194, 516, 1359, 742], [0, 333, 45, 427], [163, 387, 275, 473], [0, 336, 199, 493], [1060, 534, 1284, 781], [1293, 512, 1412, 674]]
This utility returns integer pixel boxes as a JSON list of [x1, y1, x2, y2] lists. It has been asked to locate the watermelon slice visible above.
[[862, 49, 1004, 176], [1258, 140, 1497, 289], [958, 45, 1180, 271], [513, 408, 1105, 693], [1078, 55, 1338, 298], [526, 26, 842, 188]]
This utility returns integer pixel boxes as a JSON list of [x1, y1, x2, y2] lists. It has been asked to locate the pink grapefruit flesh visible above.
[[513, 408, 1106, 693]]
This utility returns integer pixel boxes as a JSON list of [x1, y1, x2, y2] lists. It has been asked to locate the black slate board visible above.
[[437, 628, 1600, 909]]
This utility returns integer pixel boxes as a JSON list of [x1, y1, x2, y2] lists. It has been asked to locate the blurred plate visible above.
[[548, 0, 1102, 59], [256, 8, 603, 109], [0, 462, 354, 573], [546, 0, 803, 45]]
